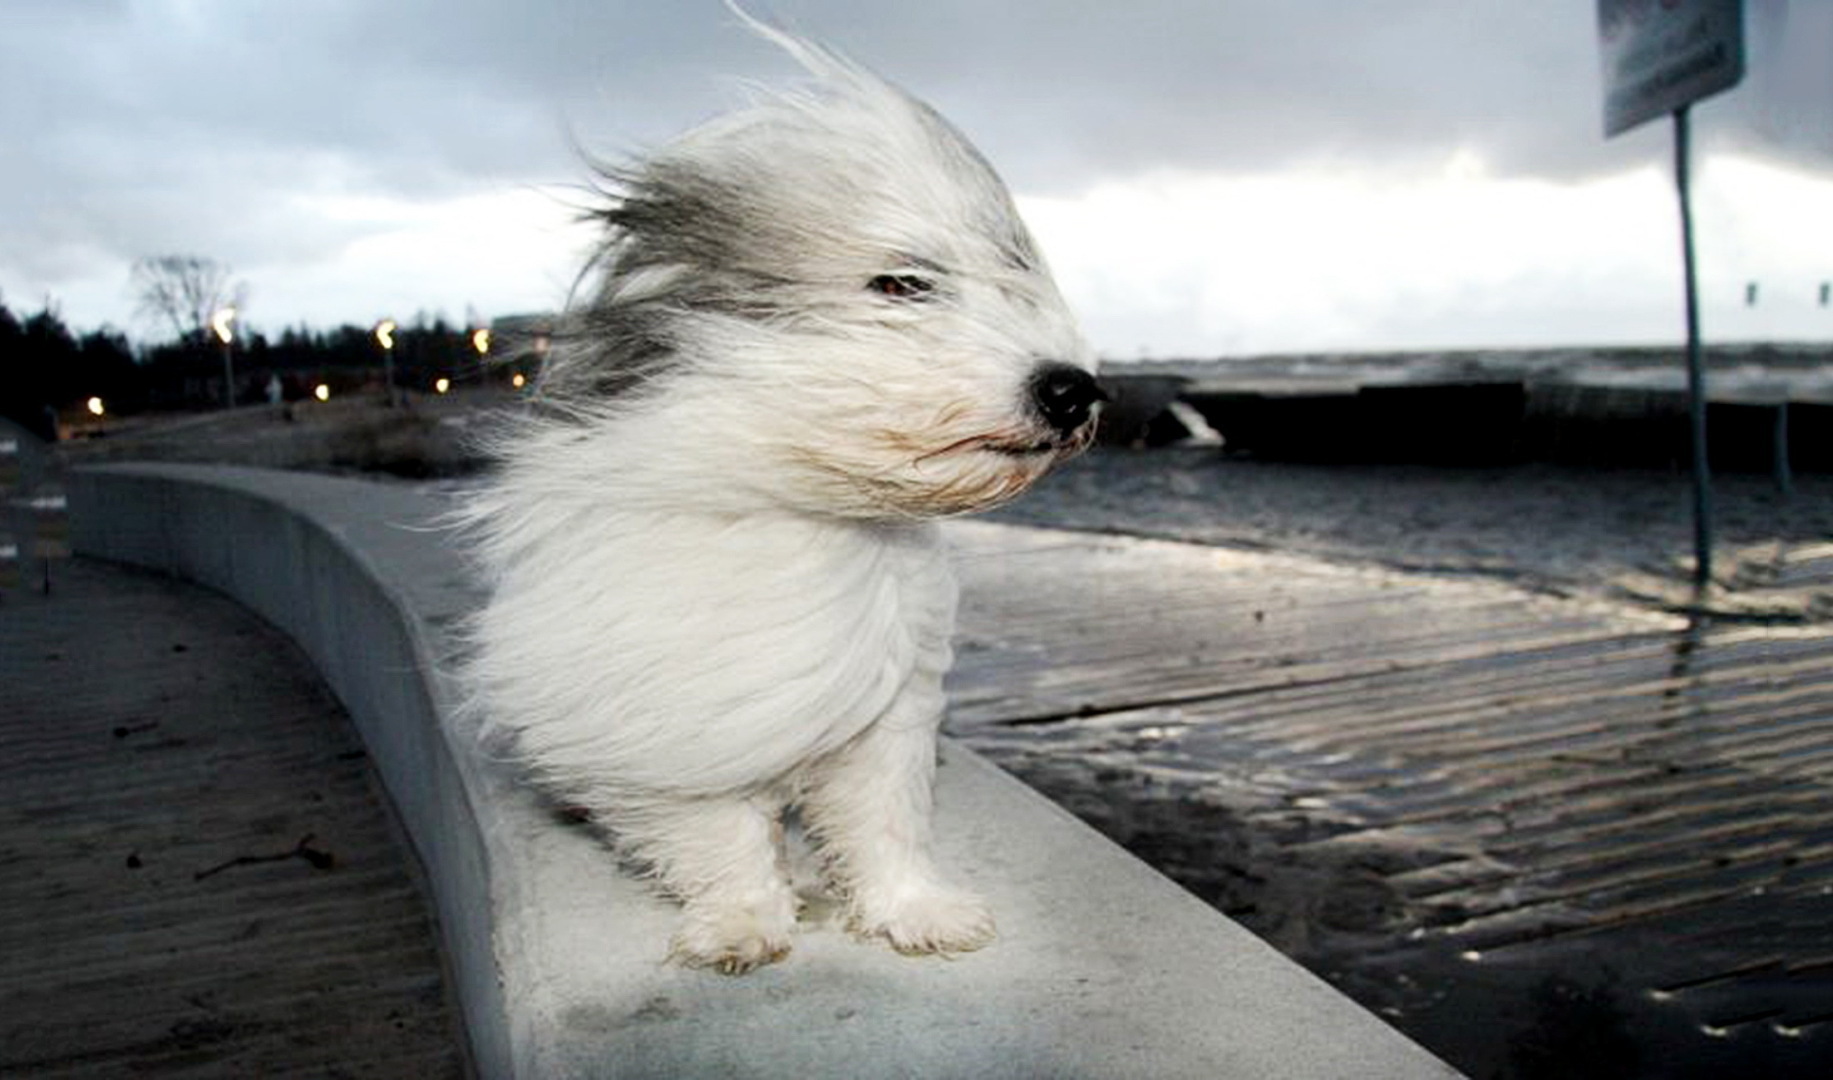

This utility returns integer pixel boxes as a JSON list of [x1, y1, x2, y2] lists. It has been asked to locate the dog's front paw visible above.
[[848, 884, 996, 957], [670, 900, 795, 975]]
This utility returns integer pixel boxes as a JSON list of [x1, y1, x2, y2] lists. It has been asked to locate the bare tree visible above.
[[131, 255, 247, 344]]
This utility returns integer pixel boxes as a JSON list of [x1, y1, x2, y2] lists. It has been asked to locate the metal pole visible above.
[[220, 340, 235, 409], [1775, 401, 1793, 499], [1673, 105, 1713, 590]]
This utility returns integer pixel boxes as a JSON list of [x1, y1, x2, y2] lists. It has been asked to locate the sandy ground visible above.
[[983, 447, 1833, 621]]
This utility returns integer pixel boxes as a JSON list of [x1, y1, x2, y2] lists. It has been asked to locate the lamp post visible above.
[[531, 330, 551, 392], [374, 319, 398, 407], [211, 307, 236, 409], [470, 326, 491, 393]]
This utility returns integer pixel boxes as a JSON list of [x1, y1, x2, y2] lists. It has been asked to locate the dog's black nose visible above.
[[1029, 363, 1106, 435]]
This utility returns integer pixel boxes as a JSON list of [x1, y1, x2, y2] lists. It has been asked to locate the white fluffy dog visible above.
[[464, 22, 1102, 974]]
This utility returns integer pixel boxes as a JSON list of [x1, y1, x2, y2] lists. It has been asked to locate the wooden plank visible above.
[[0, 560, 464, 1078]]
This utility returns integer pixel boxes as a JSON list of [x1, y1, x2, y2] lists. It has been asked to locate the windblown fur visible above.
[[462, 18, 1100, 974]]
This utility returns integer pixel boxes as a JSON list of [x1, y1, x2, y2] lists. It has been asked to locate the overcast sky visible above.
[[4, 0, 1830, 358]]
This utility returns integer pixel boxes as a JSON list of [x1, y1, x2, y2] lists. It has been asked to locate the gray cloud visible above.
[[768, 0, 1825, 187]]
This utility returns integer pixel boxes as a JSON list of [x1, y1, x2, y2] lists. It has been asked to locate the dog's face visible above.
[[549, 43, 1101, 519]]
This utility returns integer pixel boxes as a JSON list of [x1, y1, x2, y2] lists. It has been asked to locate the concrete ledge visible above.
[[68, 463, 1458, 1079]]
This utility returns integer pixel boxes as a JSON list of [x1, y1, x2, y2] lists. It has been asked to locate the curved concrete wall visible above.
[[68, 463, 1457, 1079]]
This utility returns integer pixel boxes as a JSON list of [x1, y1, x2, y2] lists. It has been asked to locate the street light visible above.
[[212, 307, 236, 409], [374, 319, 398, 406], [471, 327, 490, 356], [86, 397, 105, 417]]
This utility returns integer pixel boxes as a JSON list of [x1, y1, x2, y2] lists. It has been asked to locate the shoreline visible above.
[[983, 447, 1833, 623]]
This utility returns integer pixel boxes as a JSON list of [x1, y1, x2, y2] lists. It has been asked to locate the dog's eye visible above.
[[868, 274, 934, 300]]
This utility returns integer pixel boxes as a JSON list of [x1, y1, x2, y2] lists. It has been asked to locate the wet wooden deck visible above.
[[0, 560, 464, 1078], [943, 521, 1833, 1078]]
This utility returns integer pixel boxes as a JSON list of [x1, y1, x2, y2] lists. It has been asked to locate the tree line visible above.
[[0, 296, 511, 441]]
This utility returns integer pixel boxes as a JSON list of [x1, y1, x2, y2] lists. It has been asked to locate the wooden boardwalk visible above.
[[943, 521, 1833, 1078], [0, 560, 464, 1078]]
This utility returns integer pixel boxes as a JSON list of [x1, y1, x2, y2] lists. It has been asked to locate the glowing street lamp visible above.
[[212, 307, 236, 409], [471, 327, 490, 356], [374, 319, 398, 406], [434, 377, 451, 395], [527, 331, 552, 394], [314, 383, 331, 403], [86, 397, 105, 418]]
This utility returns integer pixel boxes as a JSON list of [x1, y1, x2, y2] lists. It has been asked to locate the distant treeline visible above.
[[1, 299, 519, 439]]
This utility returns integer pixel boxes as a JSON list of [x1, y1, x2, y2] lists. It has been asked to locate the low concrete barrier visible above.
[[68, 463, 1458, 1079]]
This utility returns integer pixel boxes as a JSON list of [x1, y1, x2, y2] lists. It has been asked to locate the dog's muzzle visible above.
[[1029, 363, 1107, 437]]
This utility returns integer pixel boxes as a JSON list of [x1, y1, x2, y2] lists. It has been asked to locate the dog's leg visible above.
[[623, 795, 798, 974], [802, 701, 995, 956]]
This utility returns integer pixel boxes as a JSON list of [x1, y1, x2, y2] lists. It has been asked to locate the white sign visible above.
[[1598, 0, 1745, 136]]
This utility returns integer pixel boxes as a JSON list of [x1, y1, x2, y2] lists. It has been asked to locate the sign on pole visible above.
[[1597, 0, 1745, 592], [1599, 0, 1746, 137]]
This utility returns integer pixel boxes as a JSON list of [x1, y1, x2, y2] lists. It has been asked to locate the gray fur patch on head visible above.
[[535, 27, 1048, 406]]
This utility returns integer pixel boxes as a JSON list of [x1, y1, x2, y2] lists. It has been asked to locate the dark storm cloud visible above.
[[765, 0, 1825, 188], [2, 2, 705, 287], [809, 2, 1643, 185]]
